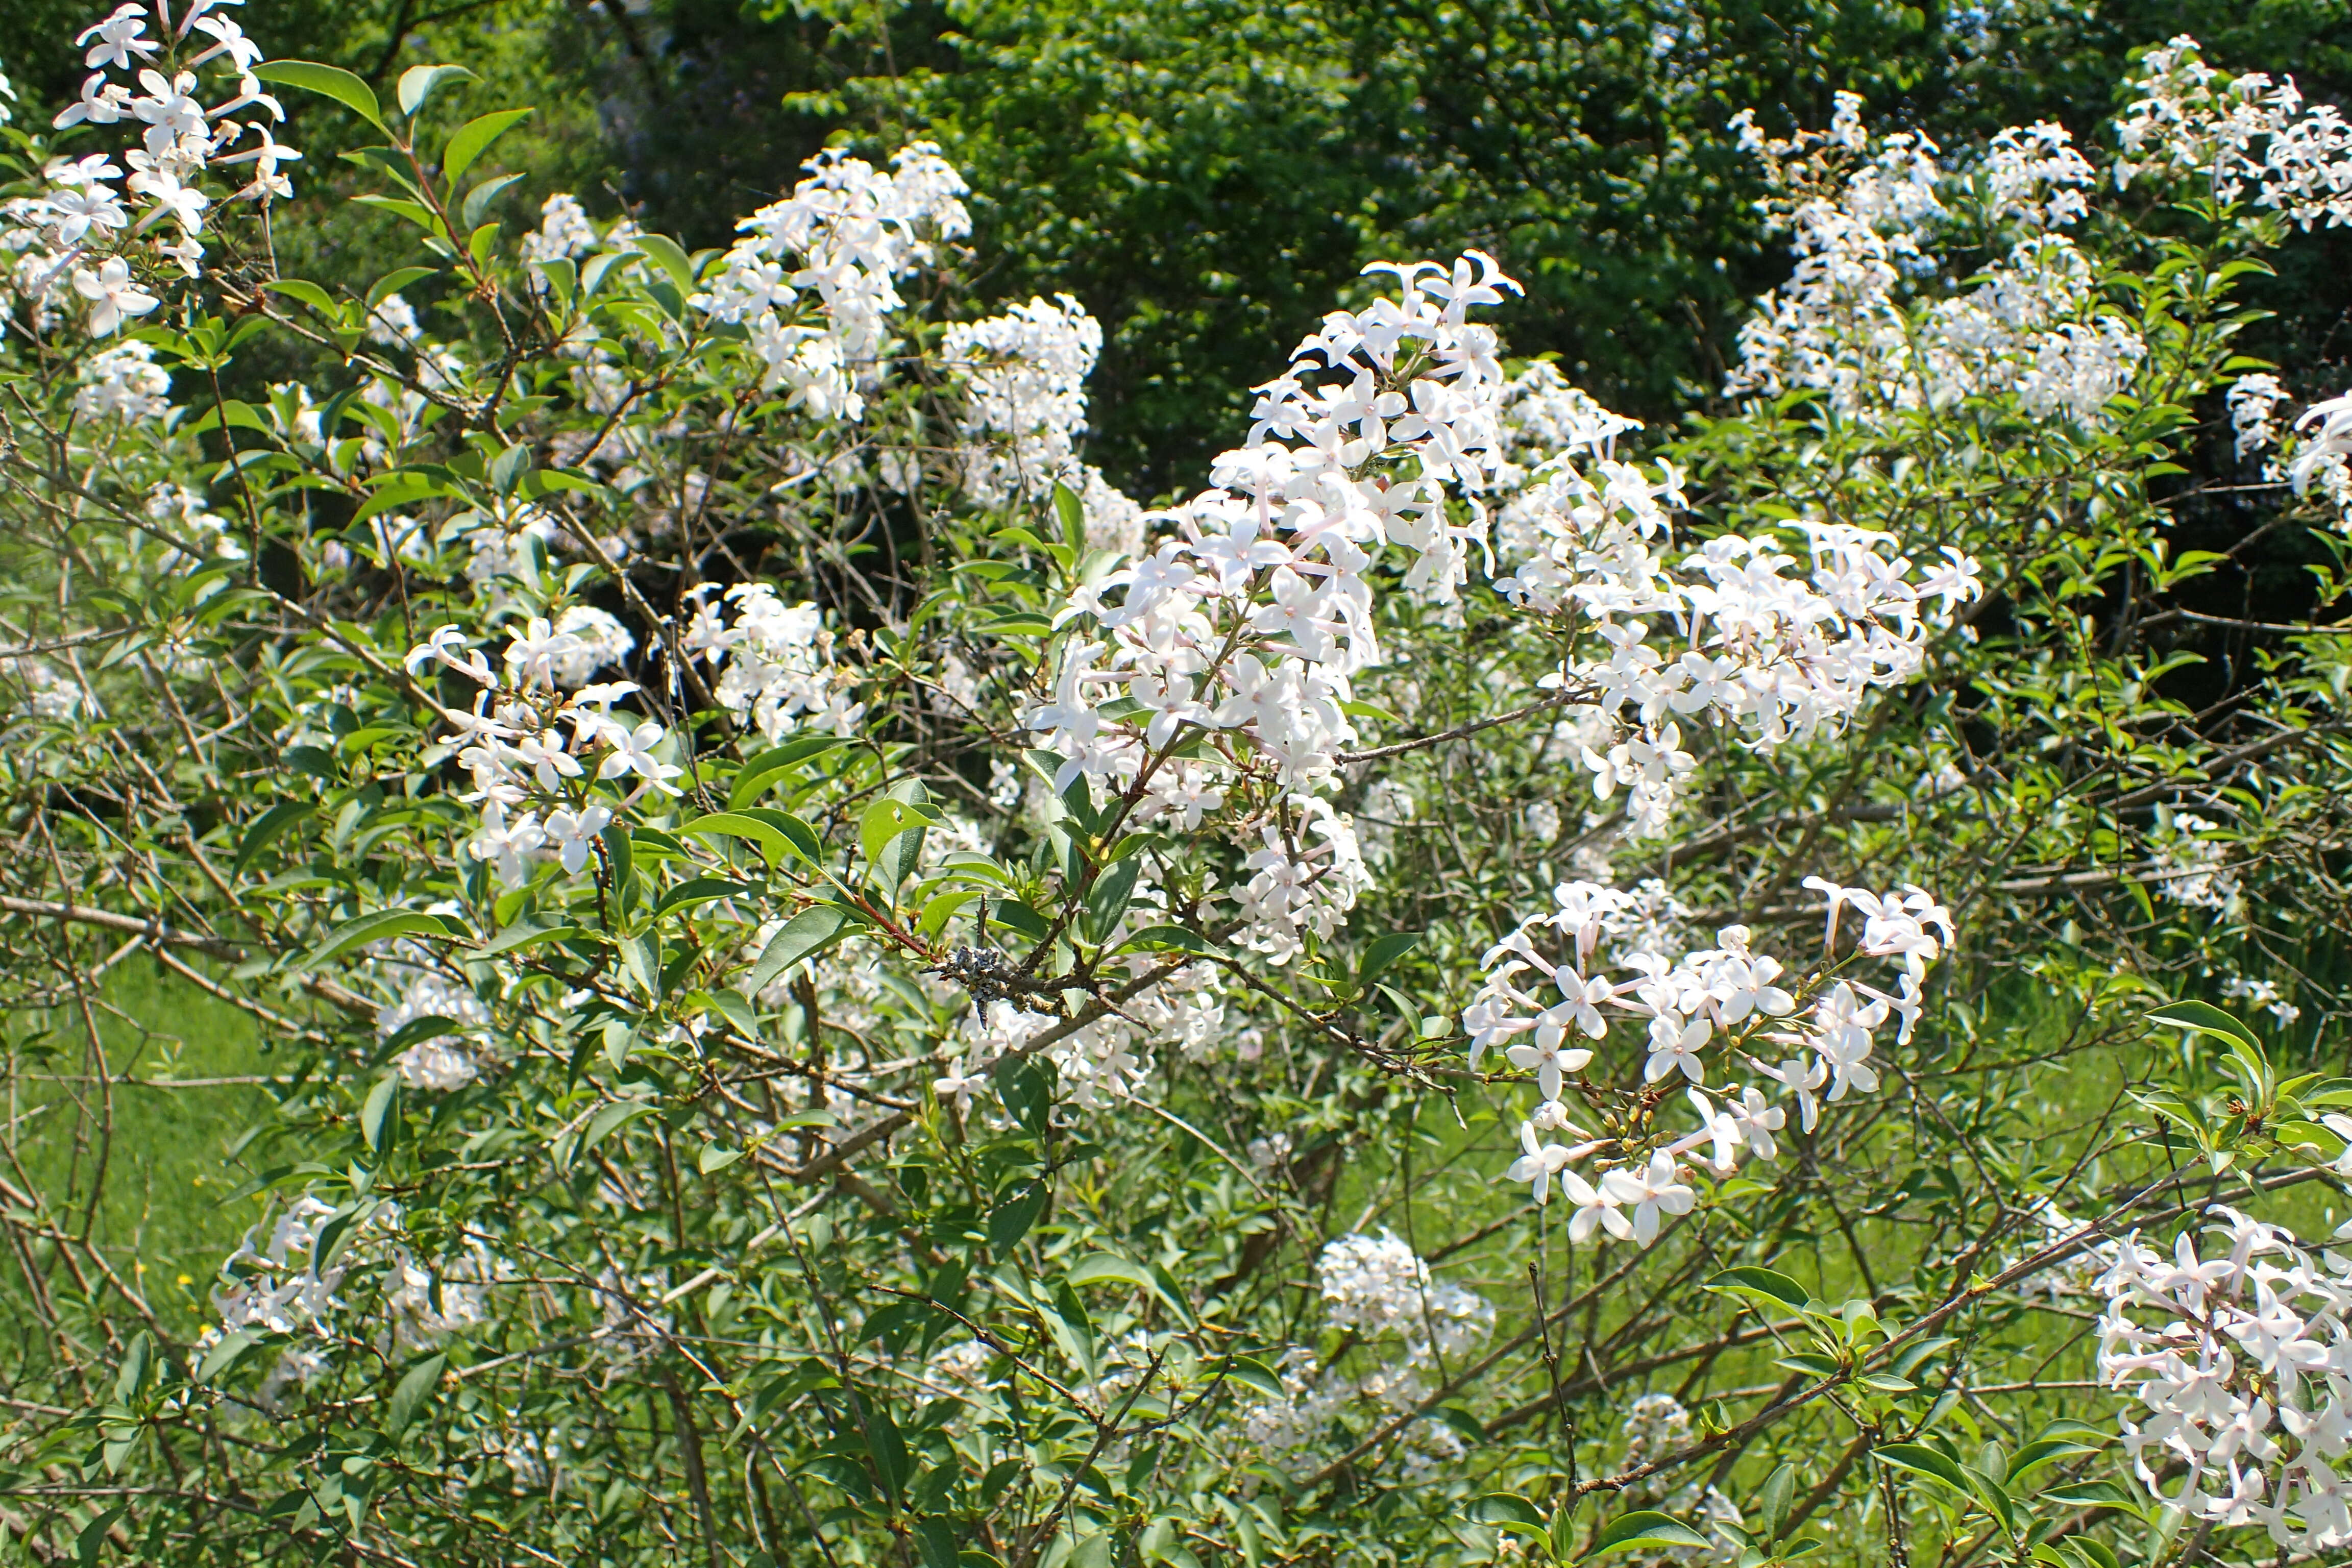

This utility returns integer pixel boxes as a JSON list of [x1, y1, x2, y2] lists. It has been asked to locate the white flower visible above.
[[1643, 1009, 1710, 1084], [1505, 1035, 1594, 1101], [596, 720, 687, 796], [504, 617, 584, 690], [1811, 983, 1885, 1100], [1506, 1121, 1577, 1204], [397, 1038, 480, 1092], [1723, 1087, 1786, 1161], [933, 1056, 988, 1114], [78, 4, 157, 71], [543, 803, 612, 875], [469, 803, 545, 888], [71, 257, 158, 335], [1755, 1054, 1828, 1132], [1600, 1153, 1697, 1246]]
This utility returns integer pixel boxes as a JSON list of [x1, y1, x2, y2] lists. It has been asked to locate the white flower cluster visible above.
[[2098, 1207, 2352, 1551], [375, 963, 492, 1091], [210, 1197, 495, 1399], [404, 621, 691, 889], [2230, 373, 2289, 462], [1979, 121, 2097, 228], [9, 657, 85, 720], [1018, 254, 1518, 974], [942, 293, 1145, 554], [1031, 251, 1518, 808], [1491, 413, 1979, 834], [2117, 37, 2352, 231], [934, 946, 1230, 1117], [2289, 391, 2352, 526], [1234, 800, 1374, 964], [1316, 1230, 1495, 1358], [2153, 810, 2241, 913], [521, 192, 597, 265], [1479, 876, 1952, 1242], [1239, 1235, 1494, 1479], [1, 0, 297, 333], [693, 142, 971, 421], [74, 337, 170, 419], [1726, 97, 2138, 427], [682, 583, 865, 742], [2220, 975, 2302, 1027]]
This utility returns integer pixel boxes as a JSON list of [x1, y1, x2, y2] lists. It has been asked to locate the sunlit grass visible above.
[[6, 962, 279, 1334]]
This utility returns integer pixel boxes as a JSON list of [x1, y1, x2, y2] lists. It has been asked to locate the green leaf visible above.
[[461, 172, 526, 229], [302, 909, 465, 969], [860, 797, 935, 867], [255, 61, 387, 131], [1703, 1266, 1814, 1314], [76, 1506, 124, 1568], [861, 1404, 910, 1501], [582, 1099, 656, 1154], [1756, 1462, 1797, 1541], [197, 1329, 255, 1385], [231, 801, 314, 881], [2037, 1480, 2139, 1511], [443, 108, 533, 183], [2148, 998, 2261, 1052], [1082, 856, 1141, 943], [1584, 1510, 1711, 1557], [915, 1519, 959, 1568], [654, 877, 762, 918], [2007, 1435, 2101, 1482], [1959, 1464, 2018, 1535], [1874, 1442, 1971, 1492], [634, 232, 699, 295], [360, 1075, 399, 1155], [264, 278, 341, 315], [741, 905, 857, 997], [1117, 924, 1223, 958], [1225, 1357, 1285, 1399], [396, 64, 475, 117], [368, 266, 439, 307], [1359, 929, 1423, 982], [113, 1331, 152, 1404], [698, 1143, 742, 1175], [491, 443, 531, 494], [729, 734, 851, 806], [988, 1184, 1047, 1251], [1466, 1493, 1547, 1534], [1051, 480, 1084, 545], [385, 1352, 447, 1435], [1065, 1252, 1187, 1318], [621, 932, 662, 997], [683, 810, 817, 870], [473, 921, 592, 958]]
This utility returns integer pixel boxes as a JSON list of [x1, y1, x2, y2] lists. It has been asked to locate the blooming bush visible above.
[[8, 13, 2352, 1567]]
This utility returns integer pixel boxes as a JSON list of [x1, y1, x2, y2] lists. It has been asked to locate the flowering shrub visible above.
[[8, 13, 2352, 1568]]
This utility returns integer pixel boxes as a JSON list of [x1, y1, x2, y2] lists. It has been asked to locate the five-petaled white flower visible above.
[[1601, 1153, 1697, 1246], [596, 720, 686, 796], [1506, 1122, 1579, 1205], [933, 1057, 988, 1114], [71, 258, 158, 336], [1506, 1036, 1593, 1102], [543, 803, 612, 875]]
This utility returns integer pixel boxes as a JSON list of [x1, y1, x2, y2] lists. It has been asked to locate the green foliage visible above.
[[8, 5, 2352, 1568]]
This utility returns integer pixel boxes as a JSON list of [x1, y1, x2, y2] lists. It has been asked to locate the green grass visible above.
[[7, 962, 280, 1335]]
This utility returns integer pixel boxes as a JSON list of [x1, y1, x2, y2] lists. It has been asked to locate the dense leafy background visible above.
[[12, 0, 2346, 491]]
